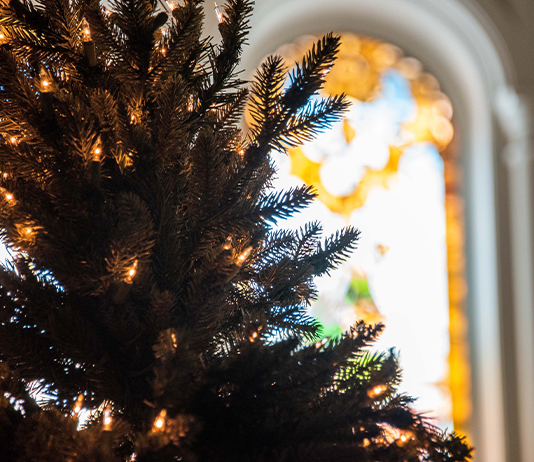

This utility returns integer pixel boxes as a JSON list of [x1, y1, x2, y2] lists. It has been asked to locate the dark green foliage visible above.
[[0, 0, 472, 461]]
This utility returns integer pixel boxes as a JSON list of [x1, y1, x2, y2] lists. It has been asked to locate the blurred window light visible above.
[[262, 33, 470, 433]]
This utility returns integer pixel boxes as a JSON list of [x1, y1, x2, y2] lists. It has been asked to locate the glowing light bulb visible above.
[[367, 384, 388, 398], [171, 332, 178, 348], [214, 2, 224, 23], [222, 236, 232, 250], [125, 260, 138, 283], [73, 393, 84, 416], [152, 409, 167, 432], [9, 137, 17, 144], [249, 331, 258, 342], [238, 149, 245, 158], [161, 47, 167, 56], [39, 68, 52, 93], [5, 192, 14, 202], [82, 18, 91, 41], [93, 143, 102, 162], [103, 406, 112, 430], [236, 246, 252, 265], [0, 33, 5, 40]]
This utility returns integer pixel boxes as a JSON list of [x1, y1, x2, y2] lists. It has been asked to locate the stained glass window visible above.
[[255, 34, 471, 433]]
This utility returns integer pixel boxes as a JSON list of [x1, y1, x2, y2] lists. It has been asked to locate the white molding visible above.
[[495, 87, 534, 462]]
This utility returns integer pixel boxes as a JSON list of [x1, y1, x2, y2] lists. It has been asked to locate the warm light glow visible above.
[[103, 406, 112, 430], [171, 332, 178, 348], [249, 331, 258, 342], [152, 409, 167, 432], [214, 2, 224, 23], [5, 192, 14, 202], [368, 384, 388, 398], [236, 247, 252, 265], [222, 236, 232, 250], [9, 137, 17, 144], [82, 18, 91, 41], [397, 431, 413, 445], [39, 68, 52, 93], [73, 393, 84, 416], [93, 145, 102, 162], [125, 260, 138, 283]]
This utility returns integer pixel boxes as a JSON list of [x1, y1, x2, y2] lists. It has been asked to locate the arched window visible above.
[[258, 33, 470, 434]]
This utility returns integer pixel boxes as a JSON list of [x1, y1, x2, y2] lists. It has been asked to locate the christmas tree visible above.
[[0, 0, 472, 460]]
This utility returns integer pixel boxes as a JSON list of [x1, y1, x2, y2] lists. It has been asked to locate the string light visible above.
[[152, 409, 167, 432], [81, 18, 97, 66], [171, 332, 178, 348], [39, 68, 51, 93], [236, 246, 252, 265], [214, 2, 224, 23], [238, 149, 245, 158], [222, 236, 232, 250], [4, 192, 14, 203], [93, 139, 102, 162], [9, 137, 18, 144], [125, 260, 138, 283], [130, 108, 142, 124], [367, 384, 388, 399], [73, 393, 84, 416], [82, 18, 91, 41], [249, 331, 258, 342], [103, 406, 112, 430]]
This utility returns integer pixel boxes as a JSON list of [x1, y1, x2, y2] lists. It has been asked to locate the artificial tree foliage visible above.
[[0, 0, 472, 460]]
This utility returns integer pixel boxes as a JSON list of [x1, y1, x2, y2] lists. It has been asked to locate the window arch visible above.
[[206, 1, 534, 461]]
